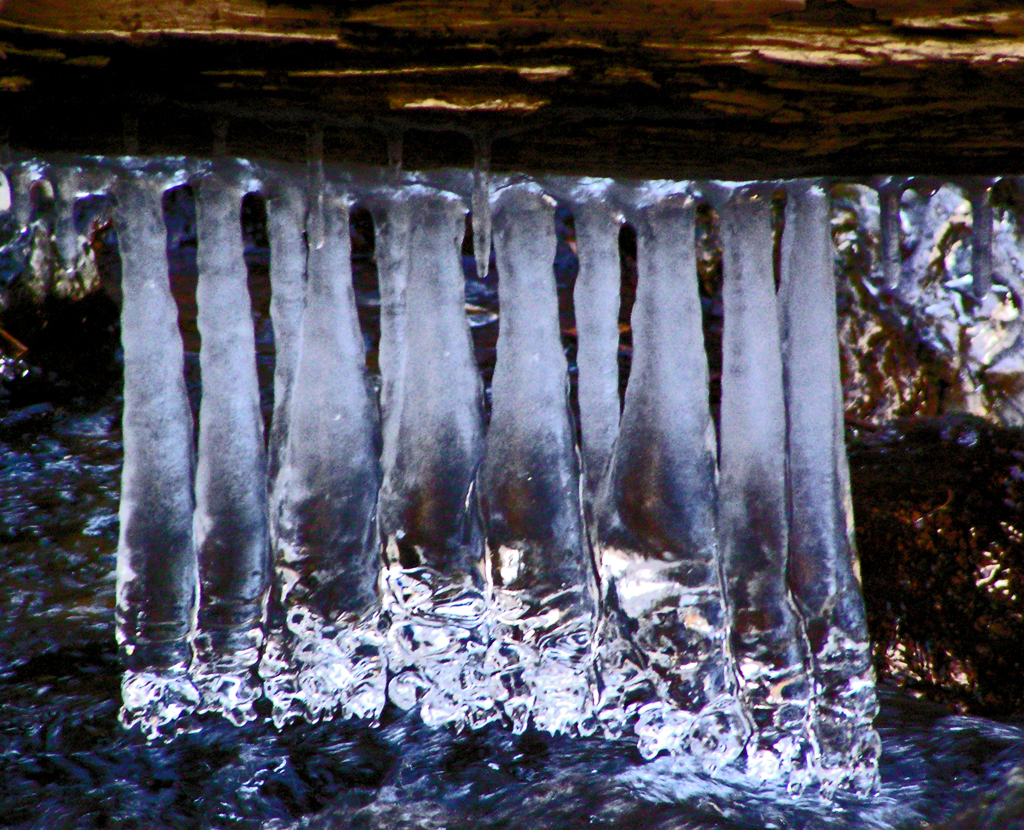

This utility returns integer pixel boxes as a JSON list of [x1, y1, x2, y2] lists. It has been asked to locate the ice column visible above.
[[481, 183, 599, 736], [717, 184, 813, 786], [190, 173, 270, 724], [876, 179, 903, 289], [779, 182, 880, 793], [260, 186, 385, 726], [264, 178, 308, 491], [471, 133, 492, 278], [594, 193, 749, 764], [0, 169, 11, 214], [966, 178, 994, 298], [113, 172, 200, 737], [51, 167, 82, 272], [376, 187, 493, 729], [571, 196, 622, 510]]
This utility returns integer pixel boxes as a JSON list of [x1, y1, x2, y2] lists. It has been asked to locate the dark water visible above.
[[4, 185, 1024, 829]]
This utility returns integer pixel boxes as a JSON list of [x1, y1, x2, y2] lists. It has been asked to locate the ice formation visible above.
[[590, 191, 749, 767], [374, 186, 493, 729], [260, 185, 385, 727], [31, 149, 890, 792], [716, 183, 815, 787], [571, 194, 622, 510], [112, 171, 200, 738], [481, 183, 600, 736], [190, 171, 270, 724], [779, 182, 881, 793]]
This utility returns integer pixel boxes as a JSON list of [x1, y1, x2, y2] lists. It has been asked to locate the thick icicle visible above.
[[190, 172, 270, 724], [481, 182, 599, 736], [967, 178, 994, 298], [594, 193, 749, 765], [779, 181, 880, 794], [260, 186, 385, 727], [571, 196, 622, 508], [265, 179, 307, 494], [51, 167, 81, 271], [717, 183, 813, 787], [471, 133, 492, 279], [0, 169, 10, 213], [9, 163, 42, 229], [113, 172, 200, 738], [876, 179, 903, 289], [375, 187, 493, 729]]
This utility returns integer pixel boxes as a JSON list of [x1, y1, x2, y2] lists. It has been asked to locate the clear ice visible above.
[[717, 184, 814, 787], [60, 150, 886, 792], [876, 179, 903, 290], [967, 178, 994, 298], [591, 192, 750, 767], [190, 171, 270, 725], [779, 182, 881, 793], [571, 195, 622, 510], [481, 183, 600, 736], [260, 185, 386, 727], [470, 133, 492, 279], [374, 187, 494, 729], [112, 172, 200, 738], [264, 177, 308, 493]]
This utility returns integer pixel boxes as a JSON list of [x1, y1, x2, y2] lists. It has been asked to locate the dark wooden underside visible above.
[[3, 1, 1024, 179]]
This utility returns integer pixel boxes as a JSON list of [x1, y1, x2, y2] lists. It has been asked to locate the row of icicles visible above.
[[5, 157, 998, 799]]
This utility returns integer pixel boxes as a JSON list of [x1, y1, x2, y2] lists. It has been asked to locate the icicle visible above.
[[265, 178, 308, 500], [594, 192, 750, 765], [307, 125, 326, 251], [471, 131, 492, 279], [260, 186, 385, 727], [0, 169, 11, 214], [190, 172, 271, 725], [9, 163, 43, 229], [779, 181, 880, 794], [876, 178, 903, 290], [571, 195, 622, 509], [112, 172, 200, 738], [481, 182, 599, 736], [716, 183, 813, 788], [51, 167, 82, 272], [375, 187, 493, 730], [967, 178, 995, 298]]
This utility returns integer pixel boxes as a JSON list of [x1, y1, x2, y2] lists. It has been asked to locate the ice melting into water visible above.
[[83, 150, 882, 793]]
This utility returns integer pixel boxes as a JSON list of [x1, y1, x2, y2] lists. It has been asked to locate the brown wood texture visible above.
[[2, 1, 1024, 177]]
